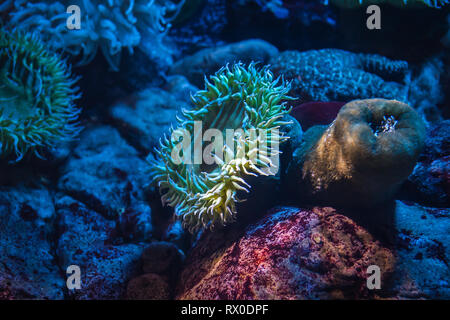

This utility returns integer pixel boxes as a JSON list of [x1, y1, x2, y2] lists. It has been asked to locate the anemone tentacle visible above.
[[148, 63, 293, 232]]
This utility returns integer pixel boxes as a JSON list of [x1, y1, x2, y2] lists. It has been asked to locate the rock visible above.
[[142, 241, 185, 275], [109, 88, 190, 153], [388, 201, 449, 299], [126, 273, 170, 300], [407, 57, 444, 123], [58, 126, 152, 240], [170, 39, 279, 87], [0, 187, 64, 299], [164, 75, 199, 103], [56, 195, 146, 299], [162, 219, 192, 254], [176, 206, 395, 300], [399, 120, 450, 207]]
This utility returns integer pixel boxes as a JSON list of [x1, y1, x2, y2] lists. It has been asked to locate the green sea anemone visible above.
[[0, 29, 81, 162], [288, 99, 426, 208], [149, 63, 293, 232]]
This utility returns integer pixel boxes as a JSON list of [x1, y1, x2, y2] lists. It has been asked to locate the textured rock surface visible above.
[[400, 120, 449, 207], [170, 39, 279, 87], [176, 206, 395, 300], [58, 126, 152, 240], [126, 273, 171, 300], [142, 241, 185, 275], [56, 195, 146, 299], [388, 201, 449, 299], [109, 86, 191, 153], [0, 187, 64, 299]]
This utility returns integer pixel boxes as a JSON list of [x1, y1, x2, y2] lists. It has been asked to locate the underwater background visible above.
[[0, 0, 449, 300]]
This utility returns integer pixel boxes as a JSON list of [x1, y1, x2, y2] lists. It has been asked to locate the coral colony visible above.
[[0, 0, 449, 301]]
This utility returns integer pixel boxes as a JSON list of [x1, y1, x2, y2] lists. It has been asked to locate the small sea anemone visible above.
[[149, 63, 293, 232], [0, 29, 81, 162]]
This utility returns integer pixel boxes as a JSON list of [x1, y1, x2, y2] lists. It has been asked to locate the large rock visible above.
[[0, 187, 64, 299], [177, 202, 450, 300], [56, 195, 146, 299], [58, 126, 152, 240], [170, 39, 279, 87], [176, 206, 395, 299], [109, 84, 193, 153], [399, 120, 450, 207], [388, 201, 449, 299]]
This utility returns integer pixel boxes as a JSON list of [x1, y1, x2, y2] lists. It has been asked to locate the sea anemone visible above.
[[149, 63, 293, 232], [0, 29, 81, 162], [1, 0, 185, 71]]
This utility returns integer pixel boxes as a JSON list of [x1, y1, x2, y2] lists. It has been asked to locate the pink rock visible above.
[[291, 101, 346, 130], [176, 206, 395, 300]]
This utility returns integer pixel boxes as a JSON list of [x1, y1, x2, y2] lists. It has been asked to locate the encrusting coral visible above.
[[287, 99, 426, 208], [271, 49, 409, 102], [0, 29, 81, 162], [149, 63, 293, 232], [1, 0, 185, 71]]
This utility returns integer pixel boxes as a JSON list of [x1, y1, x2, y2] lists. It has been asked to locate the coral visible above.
[[325, 0, 449, 8], [2, 0, 184, 71], [149, 63, 293, 232], [271, 49, 409, 102], [288, 99, 426, 208], [0, 29, 81, 162]]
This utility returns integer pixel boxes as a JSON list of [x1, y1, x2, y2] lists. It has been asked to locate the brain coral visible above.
[[288, 99, 426, 208], [0, 29, 81, 162], [271, 49, 409, 102], [1, 0, 184, 71], [149, 63, 293, 232]]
